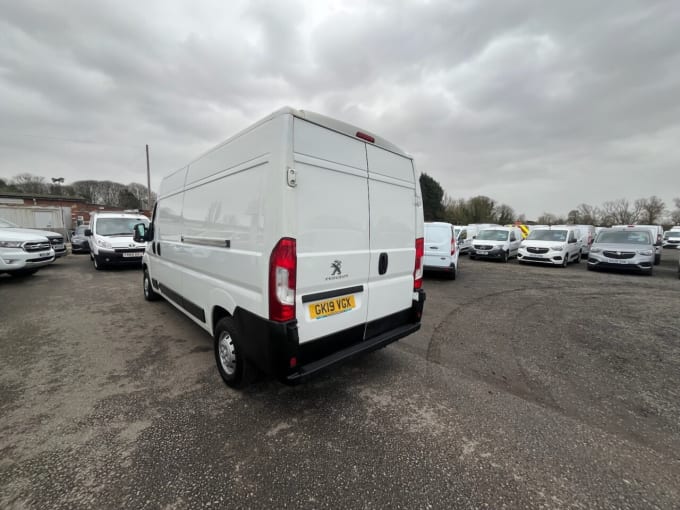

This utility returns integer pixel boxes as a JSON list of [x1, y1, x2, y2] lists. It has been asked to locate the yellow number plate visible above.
[[309, 295, 356, 320]]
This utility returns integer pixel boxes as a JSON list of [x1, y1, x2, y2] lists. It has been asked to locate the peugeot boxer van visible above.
[[134, 107, 426, 387]]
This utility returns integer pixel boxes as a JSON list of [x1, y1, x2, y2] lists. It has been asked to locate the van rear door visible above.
[[365, 145, 417, 325], [293, 118, 371, 343], [424, 224, 453, 269]]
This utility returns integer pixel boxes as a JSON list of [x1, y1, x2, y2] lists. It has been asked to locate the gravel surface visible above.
[[1, 249, 679, 509]]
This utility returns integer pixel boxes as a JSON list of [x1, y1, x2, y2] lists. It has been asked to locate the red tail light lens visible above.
[[269, 238, 296, 322], [451, 237, 456, 255], [356, 131, 375, 143], [414, 237, 424, 289]]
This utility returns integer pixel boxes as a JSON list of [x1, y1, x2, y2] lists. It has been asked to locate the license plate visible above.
[[610, 259, 628, 264], [123, 252, 143, 258], [477, 250, 488, 255], [40, 252, 50, 257], [309, 295, 356, 320]]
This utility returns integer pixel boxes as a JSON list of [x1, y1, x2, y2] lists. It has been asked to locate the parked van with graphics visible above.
[[134, 107, 426, 387], [424, 222, 458, 278]]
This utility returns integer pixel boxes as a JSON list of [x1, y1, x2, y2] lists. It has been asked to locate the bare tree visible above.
[[576, 203, 600, 225], [494, 203, 515, 224], [10, 173, 49, 194], [638, 196, 665, 224], [601, 198, 642, 225]]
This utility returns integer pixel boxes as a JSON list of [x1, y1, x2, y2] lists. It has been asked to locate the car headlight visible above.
[[590, 247, 602, 253], [96, 238, 112, 249], [0, 241, 23, 248], [637, 250, 653, 256], [550, 244, 565, 251]]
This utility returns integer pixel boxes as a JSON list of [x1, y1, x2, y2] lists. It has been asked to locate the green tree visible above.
[[419, 173, 445, 221], [494, 203, 515, 224], [466, 196, 497, 223]]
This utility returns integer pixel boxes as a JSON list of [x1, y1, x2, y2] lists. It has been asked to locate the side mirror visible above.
[[84, 229, 92, 236], [133, 223, 148, 243]]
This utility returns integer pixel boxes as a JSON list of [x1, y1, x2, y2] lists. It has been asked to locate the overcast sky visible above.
[[1, 0, 678, 219]]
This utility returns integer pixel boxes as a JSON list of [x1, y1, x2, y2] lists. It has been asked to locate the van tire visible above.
[[93, 255, 105, 270], [654, 254, 661, 265], [561, 256, 568, 268], [143, 269, 160, 301], [449, 267, 456, 280], [214, 317, 254, 389], [502, 251, 509, 263], [574, 251, 581, 264]]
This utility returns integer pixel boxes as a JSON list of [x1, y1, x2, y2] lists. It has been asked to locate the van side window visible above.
[[569, 231, 576, 242], [509, 233, 516, 242]]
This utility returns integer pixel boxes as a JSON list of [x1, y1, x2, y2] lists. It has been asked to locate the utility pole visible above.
[[146, 144, 152, 210]]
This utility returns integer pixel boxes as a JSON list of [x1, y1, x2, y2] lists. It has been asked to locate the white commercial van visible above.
[[134, 107, 426, 387], [86, 212, 149, 270], [424, 222, 459, 278], [470, 226, 522, 262]]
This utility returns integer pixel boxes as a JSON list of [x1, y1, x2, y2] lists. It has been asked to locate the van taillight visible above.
[[356, 131, 375, 143], [451, 237, 456, 255], [269, 238, 296, 322], [414, 237, 424, 289]]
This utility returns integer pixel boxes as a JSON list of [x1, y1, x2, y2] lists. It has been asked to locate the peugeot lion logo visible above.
[[326, 259, 349, 281], [331, 260, 342, 275]]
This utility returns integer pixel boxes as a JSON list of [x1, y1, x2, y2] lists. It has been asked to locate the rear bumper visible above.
[[234, 289, 426, 383], [424, 263, 455, 273]]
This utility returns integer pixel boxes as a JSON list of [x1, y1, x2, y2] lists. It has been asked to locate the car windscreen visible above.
[[96, 218, 149, 236], [75, 226, 89, 235], [527, 230, 567, 242], [425, 227, 449, 244], [666, 232, 680, 239], [476, 229, 509, 241], [596, 231, 651, 245]]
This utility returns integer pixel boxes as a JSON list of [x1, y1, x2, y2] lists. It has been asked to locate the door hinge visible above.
[[287, 167, 297, 187]]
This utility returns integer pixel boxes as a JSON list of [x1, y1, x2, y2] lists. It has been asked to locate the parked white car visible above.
[[470, 226, 522, 262], [86, 212, 149, 270], [518, 226, 582, 267], [0, 229, 55, 277], [662, 230, 680, 248], [0, 217, 66, 258], [424, 222, 459, 279], [134, 107, 426, 387]]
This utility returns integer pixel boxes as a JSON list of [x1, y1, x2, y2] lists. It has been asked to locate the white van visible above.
[[470, 226, 522, 262], [453, 225, 471, 254], [424, 222, 459, 278], [86, 212, 149, 270], [569, 224, 596, 258], [134, 107, 426, 387], [612, 225, 663, 265], [518, 226, 582, 267]]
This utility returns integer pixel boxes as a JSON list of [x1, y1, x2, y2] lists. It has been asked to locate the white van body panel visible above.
[[144, 107, 424, 382]]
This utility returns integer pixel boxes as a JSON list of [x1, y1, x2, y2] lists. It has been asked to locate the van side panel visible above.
[[293, 118, 371, 343], [365, 145, 417, 323]]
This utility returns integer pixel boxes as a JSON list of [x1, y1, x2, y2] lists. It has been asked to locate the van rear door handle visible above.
[[378, 252, 388, 275]]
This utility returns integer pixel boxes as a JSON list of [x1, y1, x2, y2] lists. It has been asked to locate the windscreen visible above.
[[596, 231, 651, 245], [527, 230, 567, 242], [477, 229, 509, 241], [96, 217, 149, 236]]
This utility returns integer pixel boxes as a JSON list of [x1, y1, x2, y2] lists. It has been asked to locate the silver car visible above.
[[587, 228, 655, 275]]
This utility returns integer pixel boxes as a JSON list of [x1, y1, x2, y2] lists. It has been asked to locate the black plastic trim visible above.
[[158, 283, 206, 323], [301, 285, 364, 304]]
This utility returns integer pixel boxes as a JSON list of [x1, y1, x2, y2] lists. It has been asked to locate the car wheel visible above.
[[562, 256, 568, 268], [448, 267, 456, 280], [8, 268, 38, 277], [143, 268, 161, 301], [214, 317, 256, 389], [502, 251, 509, 263], [92, 255, 105, 270], [574, 251, 581, 264], [586, 264, 595, 271], [654, 254, 661, 266]]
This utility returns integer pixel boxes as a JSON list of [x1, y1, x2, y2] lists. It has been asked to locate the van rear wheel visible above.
[[214, 317, 255, 389]]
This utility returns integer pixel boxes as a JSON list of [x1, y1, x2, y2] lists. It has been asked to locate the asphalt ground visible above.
[[1, 248, 679, 509]]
